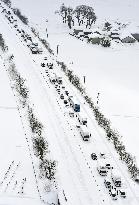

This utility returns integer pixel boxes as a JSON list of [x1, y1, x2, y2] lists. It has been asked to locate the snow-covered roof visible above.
[[88, 33, 101, 38], [120, 31, 135, 39]]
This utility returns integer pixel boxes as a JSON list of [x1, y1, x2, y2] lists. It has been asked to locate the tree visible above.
[[101, 37, 111, 47], [39, 159, 56, 180], [1, 0, 11, 7], [74, 5, 97, 28], [33, 136, 48, 160]]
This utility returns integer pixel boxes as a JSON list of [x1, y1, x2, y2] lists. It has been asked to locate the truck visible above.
[[79, 125, 91, 141], [76, 112, 87, 125], [111, 169, 122, 187], [68, 96, 80, 112]]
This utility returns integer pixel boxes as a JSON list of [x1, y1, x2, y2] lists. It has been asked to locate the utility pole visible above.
[[97, 92, 100, 105], [83, 76, 86, 84], [57, 45, 59, 55]]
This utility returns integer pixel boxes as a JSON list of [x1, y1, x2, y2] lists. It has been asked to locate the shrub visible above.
[[33, 136, 48, 160], [39, 159, 56, 180], [101, 37, 111, 47], [27, 106, 43, 136]]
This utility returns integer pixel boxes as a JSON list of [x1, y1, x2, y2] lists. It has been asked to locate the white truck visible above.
[[76, 112, 87, 125], [79, 125, 91, 141], [111, 169, 122, 187]]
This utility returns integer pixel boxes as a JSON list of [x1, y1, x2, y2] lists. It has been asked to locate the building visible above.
[[120, 33, 136, 43], [88, 33, 102, 44], [131, 33, 139, 42], [110, 32, 120, 40]]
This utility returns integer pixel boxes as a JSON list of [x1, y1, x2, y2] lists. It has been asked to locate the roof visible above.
[[131, 33, 139, 40], [88, 33, 102, 38], [120, 32, 136, 40]]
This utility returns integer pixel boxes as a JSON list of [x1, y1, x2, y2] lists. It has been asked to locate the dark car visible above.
[[65, 90, 69, 96], [104, 179, 111, 189], [91, 153, 97, 160], [41, 63, 45, 67]]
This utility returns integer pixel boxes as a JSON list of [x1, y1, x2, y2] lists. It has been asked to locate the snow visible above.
[[0, 0, 139, 204]]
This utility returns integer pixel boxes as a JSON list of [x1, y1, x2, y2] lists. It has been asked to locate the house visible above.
[[83, 29, 92, 36], [73, 28, 83, 35], [88, 33, 103, 44], [110, 32, 120, 40], [120, 33, 136, 43], [131, 33, 139, 42]]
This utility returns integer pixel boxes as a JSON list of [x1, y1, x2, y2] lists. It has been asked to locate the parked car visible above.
[[119, 189, 126, 198], [91, 153, 97, 160]]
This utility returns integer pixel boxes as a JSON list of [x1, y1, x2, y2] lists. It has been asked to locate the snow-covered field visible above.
[[0, 0, 139, 204], [0, 60, 41, 205]]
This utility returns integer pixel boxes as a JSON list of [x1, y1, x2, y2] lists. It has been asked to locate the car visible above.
[[109, 187, 118, 200], [105, 163, 113, 170], [100, 152, 106, 159], [64, 99, 68, 104], [60, 94, 64, 99], [97, 166, 108, 176], [44, 56, 47, 60], [104, 178, 111, 189], [76, 124, 80, 128], [91, 153, 97, 160], [41, 63, 45, 67], [65, 90, 69, 96], [119, 189, 126, 198]]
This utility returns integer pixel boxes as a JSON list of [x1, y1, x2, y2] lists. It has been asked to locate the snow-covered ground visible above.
[[0, 0, 139, 204]]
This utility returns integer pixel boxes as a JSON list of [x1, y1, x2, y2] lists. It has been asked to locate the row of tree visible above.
[[56, 59, 139, 181], [0, 0, 28, 25], [59, 4, 97, 29], [7, 59, 57, 183]]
